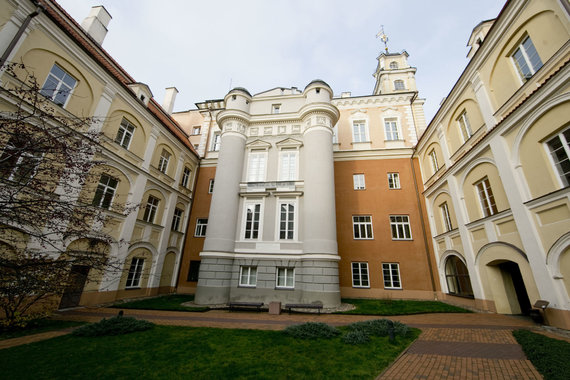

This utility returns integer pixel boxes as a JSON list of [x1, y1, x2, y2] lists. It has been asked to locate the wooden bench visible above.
[[529, 300, 549, 323], [284, 303, 323, 315], [227, 301, 264, 312]]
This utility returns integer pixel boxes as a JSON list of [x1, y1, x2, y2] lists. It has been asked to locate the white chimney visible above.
[[162, 87, 179, 114], [81, 6, 112, 45]]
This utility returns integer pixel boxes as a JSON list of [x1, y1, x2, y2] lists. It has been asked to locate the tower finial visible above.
[[376, 25, 389, 53]]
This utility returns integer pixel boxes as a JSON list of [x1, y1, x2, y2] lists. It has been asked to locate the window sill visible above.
[[238, 285, 257, 288], [353, 238, 374, 240], [125, 287, 141, 290], [275, 287, 295, 291], [384, 287, 403, 290], [391, 238, 413, 241], [352, 286, 371, 289]]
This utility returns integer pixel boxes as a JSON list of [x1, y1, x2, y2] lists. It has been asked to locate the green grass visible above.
[[111, 294, 209, 312], [0, 324, 420, 379], [0, 319, 85, 341], [513, 329, 570, 380], [338, 298, 471, 315]]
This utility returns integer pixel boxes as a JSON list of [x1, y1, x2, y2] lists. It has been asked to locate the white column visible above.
[[470, 72, 497, 131]]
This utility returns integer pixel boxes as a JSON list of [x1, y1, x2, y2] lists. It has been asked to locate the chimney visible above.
[[81, 6, 112, 45], [162, 87, 179, 114]]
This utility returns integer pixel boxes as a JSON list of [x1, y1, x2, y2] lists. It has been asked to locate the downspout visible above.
[[0, 2, 45, 67], [409, 91, 438, 297]]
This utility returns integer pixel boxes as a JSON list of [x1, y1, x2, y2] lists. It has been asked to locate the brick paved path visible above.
[[2, 307, 553, 379]]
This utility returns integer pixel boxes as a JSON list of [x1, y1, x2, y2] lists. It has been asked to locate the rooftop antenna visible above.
[[376, 25, 389, 53]]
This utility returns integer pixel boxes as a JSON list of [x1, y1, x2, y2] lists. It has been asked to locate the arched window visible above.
[[445, 256, 474, 298], [394, 80, 405, 91], [389, 61, 398, 69]]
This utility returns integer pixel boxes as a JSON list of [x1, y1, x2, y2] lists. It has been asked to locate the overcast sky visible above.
[[56, 0, 505, 121]]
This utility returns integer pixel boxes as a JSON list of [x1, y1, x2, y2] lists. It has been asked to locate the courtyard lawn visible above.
[[0, 324, 419, 379], [111, 294, 209, 312], [0, 319, 84, 341], [513, 329, 570, 380], [339, 298, 471, 315]]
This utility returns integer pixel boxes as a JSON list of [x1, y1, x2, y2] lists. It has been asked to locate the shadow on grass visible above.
[[0, 319, 85, 341], [337, 298, 471, 315], [111, 294, 209, 312]]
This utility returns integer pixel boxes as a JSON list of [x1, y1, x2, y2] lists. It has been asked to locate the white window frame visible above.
[[475, 177, 498, 217], [353, 174, 366, 190], [242, 200, 264, 240], [278, 150, 298, 181], [0, 138, 43, 183], [276, 267, 295, 289], [353, 215, 373, 240], [545, 127, 570, 187], [239, 266, 257, 287], [389, 61, 398, 69], [352, 120, 368, 143], [429, 149, 439, 174], [171, 207, 183, 232], [457, 111, 472, 143], [384, 117, 401, 141], [440, 202, 453, 232], [390, 215, 412, 240], [195, 218, 208, 237], [40, 63, 77, 107], [511, 35, 543, 82], [115, 118, 135, 149], [192, 126, 201, 135], [143, 195, 160, 223], [272, 104, 281, 114], [247, 150, 267, 182], [211, 132, 221, 151], [394, 80, 405, 91], [388, 172, 400, 189], [277, 200, 297, 240], [92, 174, 119, 209], [352, 262, 370, 288], [158, 149, 171, 174], [382, 263, 402, 289], [208, 179, 214, 193], [125, 257, 144, 288], [181, 167, 191, 188]]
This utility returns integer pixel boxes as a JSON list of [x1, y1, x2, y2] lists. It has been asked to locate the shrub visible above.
[[343, 330, 370, 345], [346, 319, 409, 338], [283, 322, 341, 340], [72, 316, 154, 337]]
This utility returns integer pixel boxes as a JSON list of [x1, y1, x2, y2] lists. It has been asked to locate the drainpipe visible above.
[[409, 91, 438, 297], [0, 2, 45, 67]]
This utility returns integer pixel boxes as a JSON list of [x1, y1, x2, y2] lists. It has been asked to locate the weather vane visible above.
[[376, 25, 389, 53]]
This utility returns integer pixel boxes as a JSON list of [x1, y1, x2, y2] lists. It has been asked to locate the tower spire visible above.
[[376, 25, 389, 53]]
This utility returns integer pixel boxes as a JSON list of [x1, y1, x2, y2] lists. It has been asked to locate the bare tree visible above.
[[0, 63, 135, 328]]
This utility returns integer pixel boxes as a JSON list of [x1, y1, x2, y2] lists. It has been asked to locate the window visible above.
[[390, 215, 412, 240], [457, 111, 472, 143], [384, 118, 400, 141], [353, 174, 366, 190], [115, 118, 135, 149], [248, 151, 267, 182], [272, 104, 281, 114], [171, 208, 183, 232], [239, 266, 257, 287], [181, 167, 191, 188], [429, 149, 439, 173], [187, 261, 200, 282], [475, 177, 498, 217], [394, 80, 405, 91], [143, 195, 160, 223], [92, 174, 118, 209], [388, 172, 400, 189], [125, 258, 144, 288], [353, 216, 373, 239], [276, 267, 294, 288], [389, 61, 398, 69], [352, 120, 367, 143], [244, 203, 261, 239], [440, 202, 453, 232], [195, 218, 208, 237], [512, 36, 543, 81], [445, 256, 474, 298], [382, 263, 402, 289], [40, 64, 77, 106], [279, 151, 297, 181], [208, 179, 214, 193], [0, 136, 42, 183], [158, 149, 171, 174], [546, 127, 570, 186], [212, 133, 221, 151], [192, 126, 201, 135], [352, 262, 369, 288], [193, 144, 199, 150], [279, 203, 295, 240]]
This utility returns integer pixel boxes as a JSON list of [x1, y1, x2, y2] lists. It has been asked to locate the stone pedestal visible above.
[[269, 301, 281, 315]]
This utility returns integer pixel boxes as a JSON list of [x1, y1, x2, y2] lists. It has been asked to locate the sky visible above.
[[56, 0, 505, 122]]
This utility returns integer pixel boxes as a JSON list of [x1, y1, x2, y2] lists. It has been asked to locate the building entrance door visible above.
[[58, 265, 90, 309], [498, 261, 531, 315]]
